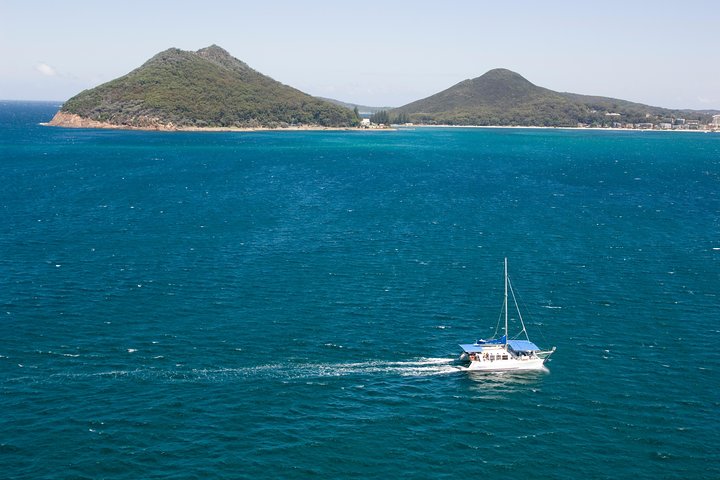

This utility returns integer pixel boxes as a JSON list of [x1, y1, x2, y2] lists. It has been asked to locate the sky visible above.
[[1, 0, 718, 109]]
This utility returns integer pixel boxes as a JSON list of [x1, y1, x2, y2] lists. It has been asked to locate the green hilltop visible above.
[[55, 45, 358, 129], [390, 68, 711, 127]]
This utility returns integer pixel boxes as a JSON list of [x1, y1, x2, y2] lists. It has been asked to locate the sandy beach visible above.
[[406, 123, 719, 133]]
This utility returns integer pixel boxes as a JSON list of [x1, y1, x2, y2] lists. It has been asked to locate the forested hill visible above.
[[392, 68, 710, 127], [50, 45, 358, 129]]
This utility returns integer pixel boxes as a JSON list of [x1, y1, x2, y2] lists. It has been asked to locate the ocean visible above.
[[1, 101, 719, 479]]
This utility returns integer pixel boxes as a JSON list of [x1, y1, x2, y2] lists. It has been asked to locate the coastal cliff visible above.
[[48, 112, 176, 130]]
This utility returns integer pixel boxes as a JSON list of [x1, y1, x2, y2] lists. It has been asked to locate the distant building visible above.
[[659, 123, 672, 130], [674, 118, 686, 125], [711, 115, 720, 127], [360, 118, 371, 127], [636, 123, 654, 129]]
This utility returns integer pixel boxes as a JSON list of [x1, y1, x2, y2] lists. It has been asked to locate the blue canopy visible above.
[[459, 344, 486, 353], [507, 339, 541, 352]]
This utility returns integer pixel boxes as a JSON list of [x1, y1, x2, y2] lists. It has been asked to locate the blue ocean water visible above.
[[1, 101, 719, 479]]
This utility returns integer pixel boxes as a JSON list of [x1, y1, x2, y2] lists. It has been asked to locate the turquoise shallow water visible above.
[[1, 101, 719, 479]]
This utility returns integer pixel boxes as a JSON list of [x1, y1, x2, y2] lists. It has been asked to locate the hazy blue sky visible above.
[[2, 0, 718, 109]]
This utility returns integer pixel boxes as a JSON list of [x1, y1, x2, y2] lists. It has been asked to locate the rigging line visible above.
[[507, 275, 530, 341], [492, 299, 503, 339], [535, 316, 550, 346], [511, 274, 551, 345], [489, 260, 505, 340], [510, 273, 531, 322]]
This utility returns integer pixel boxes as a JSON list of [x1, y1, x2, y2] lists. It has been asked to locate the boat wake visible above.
[[256, 357, 462, 379], [39, 357, 462, 384], [332, 357, 462, 377]]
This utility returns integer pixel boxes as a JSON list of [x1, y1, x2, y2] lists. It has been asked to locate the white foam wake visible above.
[[44, 357, 463, 383], [322, 357, 461, 377]]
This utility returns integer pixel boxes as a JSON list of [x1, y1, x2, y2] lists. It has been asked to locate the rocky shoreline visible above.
[[45, 112, 368, 132], [46, 112, 715, 134]]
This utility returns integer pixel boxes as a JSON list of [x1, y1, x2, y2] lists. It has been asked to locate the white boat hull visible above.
[[466, 356, 547, 372]]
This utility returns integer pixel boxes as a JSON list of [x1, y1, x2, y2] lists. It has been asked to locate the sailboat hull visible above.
[[466, 356, 547, 372]]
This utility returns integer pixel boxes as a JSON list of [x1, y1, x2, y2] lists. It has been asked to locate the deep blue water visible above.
[[1, 101, 719, 479]]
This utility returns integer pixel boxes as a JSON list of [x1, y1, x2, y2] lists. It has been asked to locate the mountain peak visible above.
[[194, 44, 254, 75], [481, 67, 521, 76], [466, 68, 541, 102], [197, 44, 230, 55], [195, 44, 233, 61], [477, 68, 532, 84], [395, 67, 549, 118]]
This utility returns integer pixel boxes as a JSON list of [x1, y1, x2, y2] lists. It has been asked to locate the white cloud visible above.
[[36, 63, 57, 76]]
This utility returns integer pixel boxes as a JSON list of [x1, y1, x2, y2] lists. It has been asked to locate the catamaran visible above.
[[459, 258, 555, 371]]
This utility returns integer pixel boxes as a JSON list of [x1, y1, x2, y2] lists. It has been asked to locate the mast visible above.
[[504, 257, 508, 343]]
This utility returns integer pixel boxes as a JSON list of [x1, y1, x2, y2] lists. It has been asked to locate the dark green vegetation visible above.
[[368, 110, 409, 125], [60, 46, 358, 128], [391, 69, 711, 127], [369, 110, 391, 125]]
